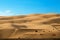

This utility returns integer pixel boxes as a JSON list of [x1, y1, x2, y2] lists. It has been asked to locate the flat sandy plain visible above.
[[0, 14, 60, 39]]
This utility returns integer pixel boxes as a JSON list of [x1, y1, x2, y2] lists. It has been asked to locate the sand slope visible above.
[[0, 14, 60, 38]]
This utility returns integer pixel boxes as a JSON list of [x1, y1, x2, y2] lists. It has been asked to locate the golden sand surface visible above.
[[0, 14, 60, 39]]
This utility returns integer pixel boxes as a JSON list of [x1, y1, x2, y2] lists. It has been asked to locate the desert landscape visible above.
[[0, 14, 60, 39]]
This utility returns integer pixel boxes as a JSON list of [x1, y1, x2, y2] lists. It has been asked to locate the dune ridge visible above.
[[0, 14, 60, 38]]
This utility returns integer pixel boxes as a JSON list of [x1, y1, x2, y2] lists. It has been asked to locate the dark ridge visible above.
[[12, 24, 27, 29], [42, 15, 54, 18], [28, 14, 41, 16], [14, 20, 32, 23], [17, 15, 27, 18], [12, 15, 27, 19], [41, 18, 60, 24], [0, 15, 26, 20], [51, 25, 60, 27], [0, 18, 12, 20], [0, 20, 13, 24], [0, 19, 32, 24], [42, 14, 60, 18], [55, 14, 60, 16]]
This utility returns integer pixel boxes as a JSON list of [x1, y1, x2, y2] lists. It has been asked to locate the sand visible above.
[[0, 14, 60, 39]]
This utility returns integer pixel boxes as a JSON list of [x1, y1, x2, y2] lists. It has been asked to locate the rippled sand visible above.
[[0, 14, 60, 39]]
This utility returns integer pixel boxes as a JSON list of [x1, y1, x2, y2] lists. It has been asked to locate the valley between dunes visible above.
[[0, 14, 60, 39]]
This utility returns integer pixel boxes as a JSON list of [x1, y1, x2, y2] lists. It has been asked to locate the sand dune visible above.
[[0, 14, 60, 39]]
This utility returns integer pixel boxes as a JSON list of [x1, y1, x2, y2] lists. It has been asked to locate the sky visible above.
[[0, 0, 60, 16]]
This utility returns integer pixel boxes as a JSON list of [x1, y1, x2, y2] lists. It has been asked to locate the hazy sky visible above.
[[0, 0, 60, 16]]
